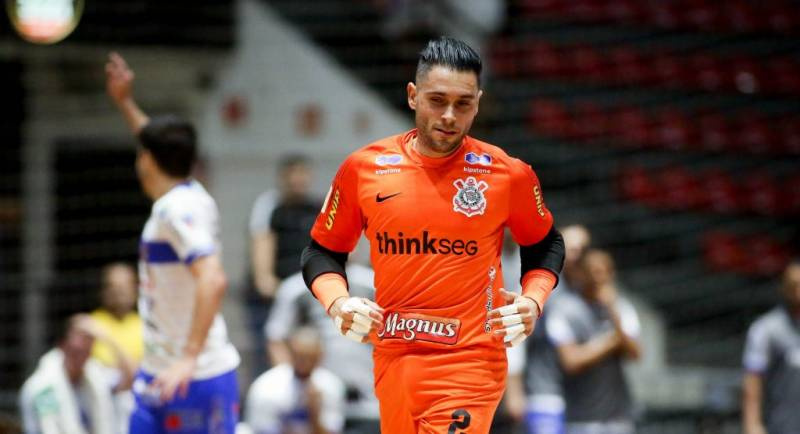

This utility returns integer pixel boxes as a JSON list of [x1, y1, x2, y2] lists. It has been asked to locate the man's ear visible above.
[[407, 82, 417, 110]]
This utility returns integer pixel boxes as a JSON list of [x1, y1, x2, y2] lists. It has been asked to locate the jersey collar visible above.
[[400, 129, 469, 168]]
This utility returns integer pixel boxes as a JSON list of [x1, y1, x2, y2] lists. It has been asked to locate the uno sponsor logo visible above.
[[378, 312, 460, 345], [325, 188, 341, 230], [533, 185, 545, 217], [376, 231, 478, 256]]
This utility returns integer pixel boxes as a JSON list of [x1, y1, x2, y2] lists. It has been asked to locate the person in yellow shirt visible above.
[[90, 262, 142, 434], [91, 262, 143, 366]]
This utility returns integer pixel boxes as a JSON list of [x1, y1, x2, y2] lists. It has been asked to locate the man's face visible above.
[[102, 266, 138, 315], [289, 339, 321, 380], [282, 164, 312, 199], [781, 264, 800, 308], [581, 252, 614, 293], [407, 66, 482, 156], [61, 327, 94, 376], [563, 226, 591, 270]]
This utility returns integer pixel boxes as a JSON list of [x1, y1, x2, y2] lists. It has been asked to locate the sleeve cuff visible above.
[[521, 269, 557, 317], [311, 273, 350, 313], [184, 247, 216, 264]]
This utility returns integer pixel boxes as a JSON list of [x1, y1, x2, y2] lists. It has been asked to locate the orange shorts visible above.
[[374, 347, 506, 433]]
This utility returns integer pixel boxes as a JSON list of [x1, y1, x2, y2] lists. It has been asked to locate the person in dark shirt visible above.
[[246, 154, 320, 370]]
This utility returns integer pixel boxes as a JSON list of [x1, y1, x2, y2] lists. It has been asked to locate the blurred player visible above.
[[245, 327, 346, 434], [742, 261, 800, 434], [301, 36, 565, 433], [105, 52, 240, 433], [546, 249, 640, 434], [20, 314, 135, 434]]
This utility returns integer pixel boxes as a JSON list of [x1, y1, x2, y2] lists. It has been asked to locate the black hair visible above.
[[279, 153, 311, 172], [416, 36, 482, 84], [137, 114, 197, 178]]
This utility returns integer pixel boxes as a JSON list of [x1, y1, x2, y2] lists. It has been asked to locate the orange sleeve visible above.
[[506, 159, 554, 246], [310, 155, 364, 253], [311, 273, 350, 312], [521, 269, 557, 317]]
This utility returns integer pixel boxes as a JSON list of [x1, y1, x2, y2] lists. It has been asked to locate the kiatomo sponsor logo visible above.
[[375, 231, 478, 256]]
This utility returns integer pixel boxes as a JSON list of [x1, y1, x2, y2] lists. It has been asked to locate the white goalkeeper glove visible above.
[[488, 288, 541, 348], [329, 297, 384, 343]]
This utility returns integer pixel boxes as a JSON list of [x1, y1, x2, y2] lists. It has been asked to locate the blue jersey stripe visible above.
[[140, 241, 181, 263]]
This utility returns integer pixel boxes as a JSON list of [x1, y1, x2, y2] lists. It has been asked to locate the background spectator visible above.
[[742, 261, 800, 434], [547, 249, 641, 434], [245, 327, 346, 434], [19, 314, 135, 434]]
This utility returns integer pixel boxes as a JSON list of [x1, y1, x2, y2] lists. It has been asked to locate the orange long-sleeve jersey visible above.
[[311, 129, 554, 357]]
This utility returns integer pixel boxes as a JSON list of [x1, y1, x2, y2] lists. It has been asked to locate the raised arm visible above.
[[105, 52, 149, 135]]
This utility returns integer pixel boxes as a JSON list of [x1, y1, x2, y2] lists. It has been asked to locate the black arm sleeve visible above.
[[300, 240, 349, 291], [519, 226, 565, 285]]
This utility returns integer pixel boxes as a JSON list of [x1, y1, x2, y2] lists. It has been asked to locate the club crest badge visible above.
[[453, 176, 489, 217]]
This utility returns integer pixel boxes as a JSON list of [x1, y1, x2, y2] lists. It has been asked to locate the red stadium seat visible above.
[[647, 2, 680, 30], [703, 231, 746, 273], [567, 0, 606, 22], [765, 3, 799, 34], [605, 0, 645, 23], [701, 169, 742, 214], [489, 38, 521, 78], [782, 174, 800, 216], [654, 165, 703, 210], [696, 112, 732, 152], [653, 53, 689, 89], [766, 58, 800, 96], [612, 106, 650, 147], [690, 53, 727, 92], [746, 235, 792, 276], [609, 46, 651, 85], [570, 102, 610, 140], [619, 166, 661, 205], [779, 116, 800, 155], [528, 100, 570, 137], [733, 112, 775, 154], [683, 0, 722, 31], [570, 44, 607, 83], [724, 1, 758, 33], [652, 109, 693, 150], [741, 172, 783, 217], [618, 165, 659, 205], [525, 41, 563, 77]]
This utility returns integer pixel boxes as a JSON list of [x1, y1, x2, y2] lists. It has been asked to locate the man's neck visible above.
[[149, 176, 185, 201], [412, 136, 460, 159]]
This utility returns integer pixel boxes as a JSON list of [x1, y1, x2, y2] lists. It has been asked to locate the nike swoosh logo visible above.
[[376, 192, 402, 203]]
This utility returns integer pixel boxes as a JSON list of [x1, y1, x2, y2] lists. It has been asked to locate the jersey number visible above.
[[448, 409, 471, 433]]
